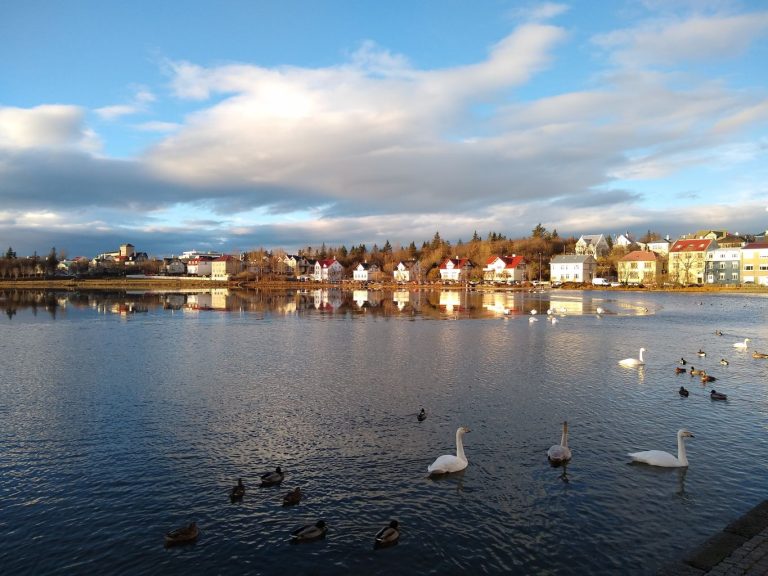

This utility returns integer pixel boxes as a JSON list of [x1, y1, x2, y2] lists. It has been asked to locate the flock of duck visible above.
[[165, 464, 400, 548]]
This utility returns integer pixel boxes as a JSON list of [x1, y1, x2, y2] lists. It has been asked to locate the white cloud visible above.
[[95, 86, 156, 120], [594, 12, 768, 67], [0, 105, 100, 151], [508, 3, 570, 22]]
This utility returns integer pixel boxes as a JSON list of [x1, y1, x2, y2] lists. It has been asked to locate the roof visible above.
[[213, 255, 237, 261], [620, 250, 658, 262], [439, 257, 473, 269], [742, 242, 768, 250], [670, 239, 713, 252], [550, 254, 595, 264], [577, 234, 606, 244], [318, 258, 339, 268], [485, 255, 525, 268]]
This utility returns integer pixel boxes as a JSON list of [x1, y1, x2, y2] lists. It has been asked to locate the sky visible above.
[[1, 0, 768, 258]]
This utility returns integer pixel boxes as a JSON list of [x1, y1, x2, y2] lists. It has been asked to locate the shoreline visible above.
[[0, 277, 767, 294]]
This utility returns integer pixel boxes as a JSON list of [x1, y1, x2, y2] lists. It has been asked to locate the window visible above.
[[732, 273, 739, 281], [719, 273, 725, 280], [718, 262, 725, 269], [745, 264, 754, 271], [760, 265, 768, 271]]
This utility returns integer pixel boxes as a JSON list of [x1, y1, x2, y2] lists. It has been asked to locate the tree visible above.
[[532, 223, 547, 238], [472, 230, 481, 242], [45, 247, 59, 274], [5, 247, 16, 259]]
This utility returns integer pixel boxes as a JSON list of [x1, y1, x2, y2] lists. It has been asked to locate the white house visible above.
[[186, 256, 215, 276], [313, 258, 344, 283], [641, 237, 672, 255], [575, 234, 610, 258], [393, 260, 422, 283], [550, 254, 598, 283], [482, 255, 527, 283], [352, 262, 380, 282], [614, 234, 635, 249], [438, 257, 473, 283]]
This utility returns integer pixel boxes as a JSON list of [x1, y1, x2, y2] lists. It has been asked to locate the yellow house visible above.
[[211, 255, 243, 280], [741, 242, 768, 286], [668, 239, 714, 285], [618, 251, 665, 285]]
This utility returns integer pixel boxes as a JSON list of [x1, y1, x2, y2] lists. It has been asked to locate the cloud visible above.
[[0, 105, 99, 151], [95, 86, 156, 120], [594, 11, 768, 67], [508, 3, 570, 22]]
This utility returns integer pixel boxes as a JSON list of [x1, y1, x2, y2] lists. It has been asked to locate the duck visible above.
[[282, 487, 302, 506], [417, 408, 427, 422], [675, 366, 687, 374], [547, 421, 572, 464], [260, 466, 285, 487], [679, 357, 688, 365], [689, 366, 704, 376], [619, 348, 645, 368], [596, 306, 605, 315], [700, 371, 717, 383], [164, 521, 199, 547], [697, 349, 706, 357], [720, 358, 729, 366], [374, 520, 400, 548], [710, 390, 728, 401], [679, 386, 689, 397], [427, 426, 471, 475], [628, 429, 694, 467], [753, 351, 768, 359], [291, 520, 327, 543], [230, 478, 245, 501], [733, 338, 751, 349], [715, 330, 723, 336]]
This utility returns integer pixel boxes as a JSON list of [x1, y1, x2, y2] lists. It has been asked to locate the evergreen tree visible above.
[[5, 246, 16, 259]]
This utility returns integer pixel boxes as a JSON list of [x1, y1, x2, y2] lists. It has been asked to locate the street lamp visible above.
[[538, 252, 542, 284]]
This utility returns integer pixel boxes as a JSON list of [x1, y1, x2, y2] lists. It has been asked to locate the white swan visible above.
[[733, 338, 751, 349], [596, 306, 605, 315], [629, 429, 694, 467], [547, 421, 572, 464], [619, 347, 646, 367], [428, 426, 471, 475]]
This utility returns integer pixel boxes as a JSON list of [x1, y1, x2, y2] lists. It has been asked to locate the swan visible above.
[[547, 421, 572, 464], [679, 386, 689, 397], [733, 338, 751, 349], [619, 348, 645, 367], [282, 487, 302, 506], [374, 520, 400, 548], [629, 429, 694, 467], [260, 466, 284, 486], [291, 520, 327, 542], [230, 478, 245, 501], [596, 306, 605, 315], [428, 426, 471, 475]]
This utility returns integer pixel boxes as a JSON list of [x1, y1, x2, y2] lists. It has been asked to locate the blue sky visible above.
[[1, 0, 767, 258]]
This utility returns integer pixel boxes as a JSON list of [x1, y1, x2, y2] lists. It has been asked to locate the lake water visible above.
[[1, 288, 767, 575]]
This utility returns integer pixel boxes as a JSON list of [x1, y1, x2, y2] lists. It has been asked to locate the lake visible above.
[[1, 287, 767, 575]]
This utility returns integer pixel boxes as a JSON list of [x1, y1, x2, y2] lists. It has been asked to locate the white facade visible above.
[[550, 255, 597, 283], [187, 258, 213, 276], [313, 259, 344, 282], [393, 260, 421, 283]]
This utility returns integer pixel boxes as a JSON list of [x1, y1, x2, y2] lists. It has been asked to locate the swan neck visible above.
[[456, 429, 466, 461], [560, 423, 568, 448], [677, 433, 688, 466], [639, 349, 644, 362]]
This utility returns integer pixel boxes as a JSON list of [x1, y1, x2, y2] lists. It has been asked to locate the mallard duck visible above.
[[689, 366, 704, 376], [697, 349, 706, 357], [679, 386, 689, 397], [720, 358, 729, 366], [753, 351, 768, 359], [230, 478, 245, 501], [710, 390, 727, 401], [261, 466, 284, 486], [675, 366, 686, 374], [291, 520, 327, 543], [282, 487, 302, 506], [374, 520, 400, 548], [164, 521, 199, 547], [715, 330, 723, 336], [700, 371, 717, 383], [417, 408, 427, 422]]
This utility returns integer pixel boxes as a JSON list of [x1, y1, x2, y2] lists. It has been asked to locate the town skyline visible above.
[[2, 1, 768, 257]]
